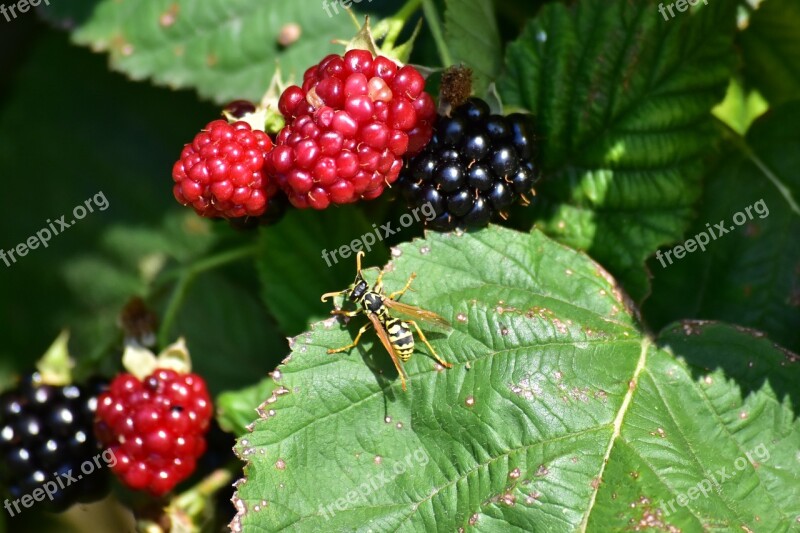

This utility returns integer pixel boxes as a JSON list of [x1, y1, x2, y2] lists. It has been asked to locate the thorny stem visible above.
[[421, 0, 453, 67], [157, 245, 259, 347]]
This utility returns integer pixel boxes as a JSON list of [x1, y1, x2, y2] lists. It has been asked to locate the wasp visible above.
[[321, 251, 453, 391]]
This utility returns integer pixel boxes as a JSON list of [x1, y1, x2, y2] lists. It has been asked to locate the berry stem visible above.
[[714, 117, 800, 216], [421, 0, 453, 67], [180, 466, 235, 503], [164, 465, 238, 529], [381, 0, 422, 48], [157, 245, 259, 347]]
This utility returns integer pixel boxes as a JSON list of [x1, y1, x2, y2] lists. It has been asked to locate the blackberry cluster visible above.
[[0, 374, 109, 512], [398, 98, 539, 230]]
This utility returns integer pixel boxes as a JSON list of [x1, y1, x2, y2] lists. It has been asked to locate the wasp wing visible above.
[[382, 299, 452, 331], [366, 313, 409, 390]]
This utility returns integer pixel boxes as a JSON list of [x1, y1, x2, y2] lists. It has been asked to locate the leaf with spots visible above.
[[44, 0, 366, 103], [230, 226, 800, 531], [498, 0, 738, 301]]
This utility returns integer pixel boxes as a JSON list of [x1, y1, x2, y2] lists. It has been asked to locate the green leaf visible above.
[[498, 0, 737, 301], [62, 256, 145, 309], [231, 226, 799, 531], [444, 0, 503, 97], [60, 212, 220, 365], [739, 0, 800, 106], [257, 206, 389, 336], [50, 0, 363, 103], [217, 376, 281, 436], [644, 103, 800, 351], [711, 78, 768, 135]]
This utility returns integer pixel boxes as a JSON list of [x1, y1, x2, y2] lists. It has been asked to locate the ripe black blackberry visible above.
[[397, 97, 539, 230], [0, 374, 109, 513]]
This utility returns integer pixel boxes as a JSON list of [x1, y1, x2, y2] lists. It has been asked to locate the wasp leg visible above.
[[385, 347, 408, 391], [330, 309, 360, 317], [388, 273, 417, 301], [407, 319, 453, 368], [327, 323, 371, 354], [373, 269, 387, 294]]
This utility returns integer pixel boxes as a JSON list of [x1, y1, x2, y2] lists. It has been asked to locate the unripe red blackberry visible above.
[[0, 374, 110, 512], [225, 192, 290, 230], [95, 368, 212, 497], [398, 98, 540, 230], [172, 119, 279, 219], [270, 50, 436, 209]]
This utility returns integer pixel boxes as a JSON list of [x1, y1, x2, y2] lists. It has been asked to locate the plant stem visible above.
[[421, 0, 453, 67], [395, 0, 423, 22], [157, 245, 258, 347], [385, 0, 423, 47], [715, 118, 800, 216], [175, 467, 235, 508]]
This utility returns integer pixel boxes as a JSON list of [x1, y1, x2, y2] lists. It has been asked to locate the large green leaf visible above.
[[739, 0, 800, 106], [589, 320, 800, 531], [644, 103, 800, 351], [444, 0, 503, 97], [230, 226, 799, 531], [46, 0, 368, 103], [497, 0, 737, 301]]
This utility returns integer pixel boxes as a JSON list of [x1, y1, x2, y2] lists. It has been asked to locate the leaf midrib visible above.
[[578, 337, 650, 531]]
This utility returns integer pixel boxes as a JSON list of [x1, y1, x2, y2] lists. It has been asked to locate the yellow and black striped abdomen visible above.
[[385, 318, 414, 361]]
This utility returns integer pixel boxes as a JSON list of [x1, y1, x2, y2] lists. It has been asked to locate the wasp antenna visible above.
[[356, 250, 365, 272], [321, 290, 345, 302]]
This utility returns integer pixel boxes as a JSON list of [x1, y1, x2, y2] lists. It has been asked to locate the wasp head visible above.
[[320, 251, 370, 304], [348, 273, 369, 302]]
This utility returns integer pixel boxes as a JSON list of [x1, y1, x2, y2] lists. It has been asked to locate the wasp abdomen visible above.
[[385, 318, 414, 361]]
